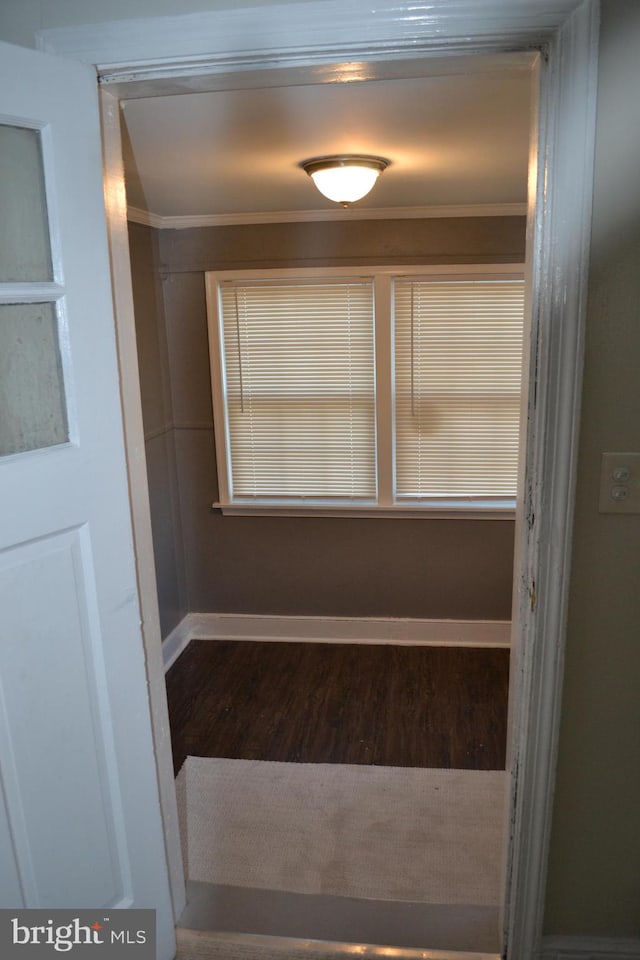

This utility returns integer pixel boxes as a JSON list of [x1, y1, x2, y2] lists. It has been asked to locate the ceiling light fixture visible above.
[[300, 154, 390, 206]]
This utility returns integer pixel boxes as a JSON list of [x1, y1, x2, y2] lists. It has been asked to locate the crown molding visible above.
[[126, 202, 527, 230], [126, 207, 166, 229]]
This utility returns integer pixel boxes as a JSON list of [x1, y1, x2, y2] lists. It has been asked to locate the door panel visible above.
[[0, 39, 174, 958], [0, 529, 124, 908]]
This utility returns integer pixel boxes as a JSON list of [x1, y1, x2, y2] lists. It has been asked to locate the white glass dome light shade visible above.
[[311, 165, 379, 203], [301, 155, 390, 205]]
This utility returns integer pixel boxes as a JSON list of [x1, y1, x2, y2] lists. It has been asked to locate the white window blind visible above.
[[218, 279, 376, 501], [394, 278, 525, 500]]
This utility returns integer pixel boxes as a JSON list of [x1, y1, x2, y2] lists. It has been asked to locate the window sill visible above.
[[211, 501, 516, 520]]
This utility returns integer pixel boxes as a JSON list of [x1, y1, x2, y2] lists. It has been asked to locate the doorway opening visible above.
[[120, 49, 536, 956]]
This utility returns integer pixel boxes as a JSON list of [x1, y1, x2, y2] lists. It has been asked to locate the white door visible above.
[[0, 40, 175, 959]]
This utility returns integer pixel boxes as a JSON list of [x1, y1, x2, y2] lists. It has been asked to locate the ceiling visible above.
[[121, 54, 532, 222]]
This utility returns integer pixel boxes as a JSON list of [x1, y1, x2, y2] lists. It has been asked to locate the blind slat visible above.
[[394, 279, 525, 498], [219, 280, 377, 500]]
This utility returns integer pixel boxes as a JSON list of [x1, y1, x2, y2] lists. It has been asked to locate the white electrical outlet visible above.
[[599, 452, 640, 514]]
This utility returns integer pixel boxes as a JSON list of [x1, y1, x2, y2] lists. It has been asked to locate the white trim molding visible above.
[[162, 613, 511, 671], [540, 938, 640, 960], [162, 615, 194, 672], [503, 3, 599, 959], [100, 89, 187, 923], [127, 203, 527, 230], [36, 0, 582, 79]]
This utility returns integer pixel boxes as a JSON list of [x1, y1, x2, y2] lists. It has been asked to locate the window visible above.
[[206, 265, 525, 517]]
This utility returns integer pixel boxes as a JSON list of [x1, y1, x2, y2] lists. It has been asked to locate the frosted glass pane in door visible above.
[[0, 124, 53, 282], [0, 303, 68, 455]]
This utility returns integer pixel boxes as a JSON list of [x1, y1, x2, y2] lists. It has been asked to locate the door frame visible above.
[[40, 1, 599, 957]]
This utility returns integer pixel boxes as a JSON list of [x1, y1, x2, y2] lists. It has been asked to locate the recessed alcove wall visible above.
[[129, 216, 525, 638]]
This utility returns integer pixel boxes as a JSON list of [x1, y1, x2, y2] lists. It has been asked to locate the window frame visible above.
[[205, 262, 525, 519]]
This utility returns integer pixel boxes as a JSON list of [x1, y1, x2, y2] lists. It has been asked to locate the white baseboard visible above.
[[162, 616, 195, 671], [163, 612, 510, 670], [540, 937, 640, 960]]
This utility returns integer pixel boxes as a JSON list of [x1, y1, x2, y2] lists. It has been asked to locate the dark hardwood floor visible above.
[[166, 640, 509, 774]]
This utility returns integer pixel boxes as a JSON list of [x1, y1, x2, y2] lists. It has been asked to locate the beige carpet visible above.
[[176, 757, 506, 906]]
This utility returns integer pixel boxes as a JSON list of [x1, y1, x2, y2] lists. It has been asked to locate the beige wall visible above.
[[543, 0, 640, 938], [129, 222, 188, 637], [158, 217, 526, 273], [142, 217, 522, 620]]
